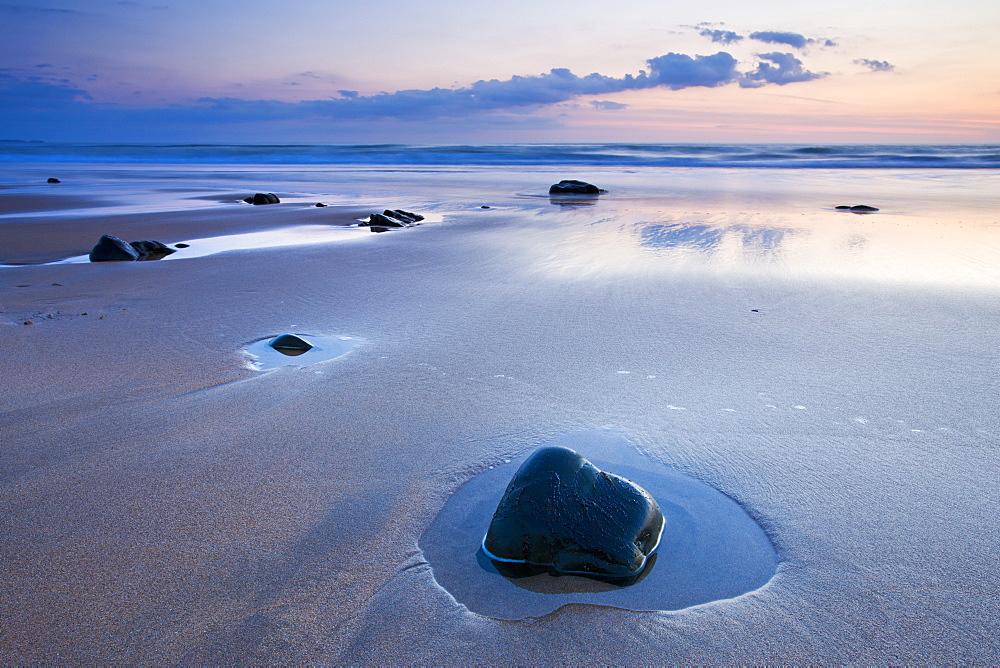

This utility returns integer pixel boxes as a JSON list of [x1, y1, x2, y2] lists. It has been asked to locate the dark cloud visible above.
[[739, 53, 826, 88], [590, 100, 628, 110], [646, 52, 739, 89], [699, 29, 743, 44], [338, 90, 359, 99], [855, 59, 894, 72], [749, 31, 836, 49]]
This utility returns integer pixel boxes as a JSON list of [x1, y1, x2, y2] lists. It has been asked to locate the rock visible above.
[[129, 240, 176, 261], [480, 205, 491, 209], [89, 235, 140, 262], [175, 243, 190, 248], [548, 180, 605, 195], [482, 446, 664, 580], [384, 209, 424, 223], [47, 177, 61, 184], [836, 204, 879, 212], [244, 193, 280, 205], [269, 334, 313, 355], [315, 202, 327, 207], [366, 213, 407, 228]]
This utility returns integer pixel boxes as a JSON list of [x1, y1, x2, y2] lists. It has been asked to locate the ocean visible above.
[[2, 142, 999, 169]]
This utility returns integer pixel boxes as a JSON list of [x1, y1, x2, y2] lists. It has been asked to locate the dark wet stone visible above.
[[836, 204, 879, 212], [89, 235, 140, 262], [315, 202, 327, 207], [480, 205, 491, 209], [269, 334, 313, 355], [175, 243, 190, 248], [548, 180, 605, 195], [384, 209, 424, 223], [244, 193, 280, 205], [366, 213, 407, 227], [129, 240, 176, 261], [483, 446, 664, 580], [47, 177, 61, 184]]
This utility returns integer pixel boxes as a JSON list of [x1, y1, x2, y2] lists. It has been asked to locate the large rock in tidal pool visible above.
[[482, 446, 664, 580], [548, 180, 605, 195], [89, 234, 140, 262]]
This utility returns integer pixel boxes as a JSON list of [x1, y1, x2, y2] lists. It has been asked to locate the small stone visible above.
[[175, 243, 190, 249], [483, 446, 663, 580], [47, 177, 61, 184], [315, 202, 327, 207], [23, 320, 33, 325], [480, 205, 491, 209], [849, 204, 879, 212]]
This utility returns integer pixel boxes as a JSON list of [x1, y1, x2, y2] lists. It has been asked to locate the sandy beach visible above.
[[1, 161, 998, 663]]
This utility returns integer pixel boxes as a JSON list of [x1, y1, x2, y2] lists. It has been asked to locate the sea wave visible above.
[[1, 142, 998, 168]]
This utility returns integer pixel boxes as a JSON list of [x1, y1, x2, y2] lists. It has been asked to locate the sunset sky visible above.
[[2, 0, 998, 143]]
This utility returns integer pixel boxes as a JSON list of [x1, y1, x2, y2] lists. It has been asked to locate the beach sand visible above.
[[1, 165, 998, 663]]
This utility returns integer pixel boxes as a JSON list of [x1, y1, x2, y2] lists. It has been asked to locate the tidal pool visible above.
[[420, 428, 778, 619]]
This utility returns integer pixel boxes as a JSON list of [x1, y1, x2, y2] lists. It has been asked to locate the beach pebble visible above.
[[47, 177, 61, 184], [315, 202, 327, 207], [548, 180, 606, 195], [175, 243, 190, 248], [483, 446, 663, 580], [244, 193, 280, 205], [89, 235, 140, 262]]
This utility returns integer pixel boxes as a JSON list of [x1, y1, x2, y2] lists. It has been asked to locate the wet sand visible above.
[[1, 166, 998, 663]]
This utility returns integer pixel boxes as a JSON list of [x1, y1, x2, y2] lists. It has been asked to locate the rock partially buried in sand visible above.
[[130, 240, 176, 261], [47, 177, 61, 184], [483, 446, 664, 580], [268, 334, 313, 356], [89, 235, 140, 262], [359, 208, 425, 232], [835, 204, 879, 212], [548, 180, 606, 195], [244, 193, 280, 205]]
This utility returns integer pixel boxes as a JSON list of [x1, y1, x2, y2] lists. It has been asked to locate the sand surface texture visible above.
[[1, 165, 998, 663]]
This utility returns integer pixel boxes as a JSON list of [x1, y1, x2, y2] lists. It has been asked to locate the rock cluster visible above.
[[88, 235, 177, 262], [548, 180, 606, 195], [244, 193, 280, 205], [359, 209, 425, 233], [482, 446, 664, 580]]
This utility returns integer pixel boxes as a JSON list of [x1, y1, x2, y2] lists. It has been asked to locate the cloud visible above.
[[749, 31, 836, 49], [0, 3, 77, 14], [590, 100, 628, 110], [699, 29, 743, 44], [855, 59, 895, 72], [739, 53, 826, 88]]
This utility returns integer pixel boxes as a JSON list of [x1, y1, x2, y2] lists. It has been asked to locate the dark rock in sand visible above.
[[244, 193, 280, 205], [175, 243, 190, 248], [483, 446, 664, 580], [366, 213, 407, 228], [268, 334, 313, 356], [89, 235, 140, 262], [129, 240, 176, 261], [836, 204, 879, 212], [47, 177, 61, 184], [315, 202, 327, 207], [548, 180, 605, 195], [383, 209, 424, 223]]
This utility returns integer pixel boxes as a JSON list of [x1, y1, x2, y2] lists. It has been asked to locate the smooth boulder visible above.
[[47, 177, 61, 184], [268, 334, 313, 356], [89, 235, 140, 262], [482, 446, 664, 580], [548, 180, 605, 195], [244, 193, 280, 205]]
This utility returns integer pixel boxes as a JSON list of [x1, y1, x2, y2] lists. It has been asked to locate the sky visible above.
[[1, 0, 999, 143]]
